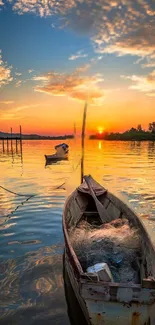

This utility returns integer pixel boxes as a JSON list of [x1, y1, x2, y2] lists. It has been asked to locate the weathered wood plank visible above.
[[101, 196, 110, 209], [75, 192, 88, 211], [106, 202, 121, 220], [142, 279, 155, 289], [84, 175, 112, 223]]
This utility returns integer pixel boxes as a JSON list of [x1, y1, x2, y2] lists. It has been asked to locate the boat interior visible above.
[[66, 180, 155, 287]]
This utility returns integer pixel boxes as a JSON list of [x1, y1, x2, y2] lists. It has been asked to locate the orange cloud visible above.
[[15, 80, 22, 87], [70, 88, 105, 105], [33, 67, 104, 105], [0, 101, 14, 104], [0, 102, 39, 120], [147, 70, 155, 83], [99, 25, 155, 58]]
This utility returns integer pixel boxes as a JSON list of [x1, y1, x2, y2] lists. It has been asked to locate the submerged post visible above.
[[10, 127, 13, 152], [16, 138, 18, 152], [81, 102, 87, 184], [19, 125, 23, 158], [7, 137, 9, 152], [2, 138, 5, 152], [20, 125, 22, 141]]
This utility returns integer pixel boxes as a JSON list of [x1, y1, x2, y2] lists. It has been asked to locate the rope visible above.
[[73, 157, 82, 172], [0, 185, 35, 198], [54, 182, 66, 189], [2, 195, 34, 222], [0, 156, 82, 200], [0, 156, 82, 222]]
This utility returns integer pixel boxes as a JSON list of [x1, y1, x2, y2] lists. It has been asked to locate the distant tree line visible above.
[[90, 122, 155, 141], [0, 131, 74, 140]]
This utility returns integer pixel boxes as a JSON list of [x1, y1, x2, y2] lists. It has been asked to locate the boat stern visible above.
[[81, 281, 155, 325]]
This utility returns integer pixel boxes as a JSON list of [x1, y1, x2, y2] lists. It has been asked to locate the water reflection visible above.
[[98, 141, 102, 150], [63, 253, 87, 325], [0, 139, 155, 324], [129, 141, 142, 155], [0, 141, 23, 176], [0, 246, 70, 325], [148, 141, 155, 159]]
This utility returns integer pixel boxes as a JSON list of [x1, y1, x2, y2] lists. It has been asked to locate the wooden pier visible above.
[[0, 125, 23, 154]]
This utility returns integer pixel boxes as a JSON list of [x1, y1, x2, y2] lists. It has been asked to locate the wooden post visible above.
[[20, 125, 22, 140], [11, 127, 13, 152], [16, 138, 18, 152], [7, 137, 9, 152], [19, 125, 23, 157], [2, 138, 5, 152]]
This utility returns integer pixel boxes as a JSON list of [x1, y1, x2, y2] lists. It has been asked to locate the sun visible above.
[[97, 126, 105, 134]]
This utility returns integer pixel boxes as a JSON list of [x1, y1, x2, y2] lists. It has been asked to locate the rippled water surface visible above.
[[0, 139, 155, 324]]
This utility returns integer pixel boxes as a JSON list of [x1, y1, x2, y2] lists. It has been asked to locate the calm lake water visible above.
[[0, 139, 155, 324]]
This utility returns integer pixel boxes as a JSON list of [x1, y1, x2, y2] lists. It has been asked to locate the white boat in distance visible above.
[[45, 143, 69, 163]]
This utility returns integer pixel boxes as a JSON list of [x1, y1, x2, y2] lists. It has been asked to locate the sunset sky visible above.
[[0, 0, 155, 135]]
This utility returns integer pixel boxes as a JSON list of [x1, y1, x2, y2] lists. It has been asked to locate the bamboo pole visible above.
[[80, 102, 87, 184]]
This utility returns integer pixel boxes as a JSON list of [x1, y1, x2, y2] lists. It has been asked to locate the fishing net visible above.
[[70, 218, 141, 283]]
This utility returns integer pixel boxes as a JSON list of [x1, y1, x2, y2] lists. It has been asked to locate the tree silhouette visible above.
[[149, 122, 155, 133], [137, 124, 142, 132]]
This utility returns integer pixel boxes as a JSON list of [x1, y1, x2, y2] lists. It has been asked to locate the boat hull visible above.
[[64, 249, 155, 325], [64, 249, 91, 325], [45, 155, 68, 160], [44, 155, 68, 165], [62, 177, 155, 325]]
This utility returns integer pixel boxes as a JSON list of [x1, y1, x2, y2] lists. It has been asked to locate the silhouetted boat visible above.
[[62, 103, 155, 325], [45, 143, 69, 163]]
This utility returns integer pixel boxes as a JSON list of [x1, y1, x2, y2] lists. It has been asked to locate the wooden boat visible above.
[[62, 103, 155, 325], [62, 175, 155, 325], [45, 143, 69, 163], [45, 154, 68, 163]]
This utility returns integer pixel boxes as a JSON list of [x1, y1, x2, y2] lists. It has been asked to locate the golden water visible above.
[[0, 139, 155, 324]]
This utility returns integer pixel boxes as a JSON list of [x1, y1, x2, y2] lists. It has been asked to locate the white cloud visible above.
[[9, 0, 155, 63], [32, 75, 50, 81], [69, 50, 88, 61], [15, 72, 22, 76], [121, 70, 155, 95], [0, 50, 13, 87], [15, 80, 22, 87], [142, 60, 155, 69], [28, 69, 34, 73]]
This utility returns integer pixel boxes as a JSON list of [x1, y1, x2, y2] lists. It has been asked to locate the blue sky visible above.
[[0, 4, 91, 72]]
